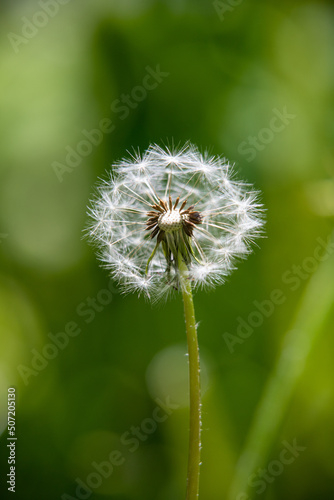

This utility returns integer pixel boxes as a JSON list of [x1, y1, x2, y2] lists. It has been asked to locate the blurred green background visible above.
[[1, 1, 334, 499]]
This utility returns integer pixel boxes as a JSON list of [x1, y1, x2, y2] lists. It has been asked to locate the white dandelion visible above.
[[86, 142, 264, 500], [87, 143, 263, 300]]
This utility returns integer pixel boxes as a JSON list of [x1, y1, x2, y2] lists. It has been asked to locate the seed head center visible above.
[[158, 209, 184, 233]]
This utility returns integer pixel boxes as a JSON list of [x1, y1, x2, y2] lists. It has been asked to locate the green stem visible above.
[[179, 255, 201, 500]]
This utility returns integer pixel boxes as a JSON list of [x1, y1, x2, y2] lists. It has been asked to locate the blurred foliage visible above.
[[0, 1, 334, 499]]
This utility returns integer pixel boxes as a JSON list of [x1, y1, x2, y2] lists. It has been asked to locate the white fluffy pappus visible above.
[[87, 143, 264, 300]]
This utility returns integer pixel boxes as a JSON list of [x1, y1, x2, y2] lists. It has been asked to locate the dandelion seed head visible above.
[[87, 143, 264, 300]]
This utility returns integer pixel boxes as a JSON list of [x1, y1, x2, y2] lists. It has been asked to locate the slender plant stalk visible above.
[[179, 254, 201, 500]]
